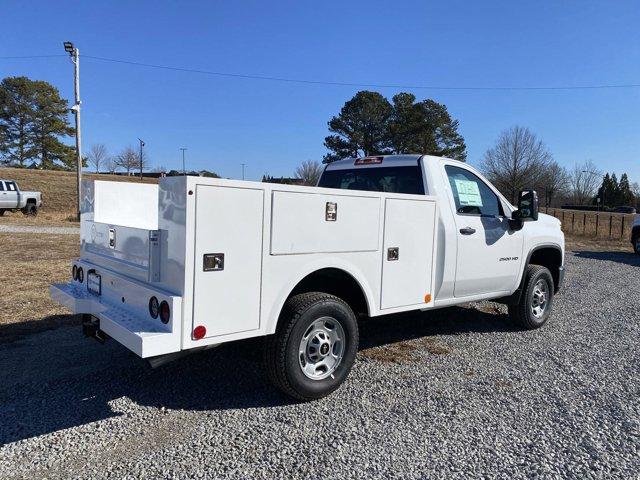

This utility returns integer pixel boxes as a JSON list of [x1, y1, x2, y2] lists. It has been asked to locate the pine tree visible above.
[[0, 76, 75, 169]]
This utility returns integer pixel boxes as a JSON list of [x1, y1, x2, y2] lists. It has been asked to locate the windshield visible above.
[[318, 166, 424, 195]]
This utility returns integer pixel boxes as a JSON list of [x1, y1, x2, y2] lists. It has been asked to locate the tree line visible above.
[[3, 76, 634, 205], [480, 125, 639, 208]]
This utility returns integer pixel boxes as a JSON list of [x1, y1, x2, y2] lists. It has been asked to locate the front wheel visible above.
[[509, 265, 555, 330], [265, 292, 359, 401]]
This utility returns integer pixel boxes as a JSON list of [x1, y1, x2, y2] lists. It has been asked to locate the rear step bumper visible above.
[[50, 271, 182, 358]]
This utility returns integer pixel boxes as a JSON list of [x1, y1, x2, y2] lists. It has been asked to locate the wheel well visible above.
[[289, 268, 369, 316], [26, 198, 36, 205], [529, 247, 562, 292], [632, 225, 640, 241]]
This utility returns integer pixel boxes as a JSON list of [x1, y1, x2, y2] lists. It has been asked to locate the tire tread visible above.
[[265, 292, 355, 401]]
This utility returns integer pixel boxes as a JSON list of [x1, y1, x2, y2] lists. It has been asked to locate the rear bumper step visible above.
[[50, 281, 182, 358]]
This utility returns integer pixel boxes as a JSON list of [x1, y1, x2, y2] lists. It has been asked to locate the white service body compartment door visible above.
[[270, 191, 380, 255], [192, 185, 264, 338], [381, 198, 437, 310]]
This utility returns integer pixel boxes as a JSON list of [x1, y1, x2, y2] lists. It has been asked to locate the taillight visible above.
[[159, 301, 170, 324], [72, 265, 78, 281], [149, 297, 160, 319], [77, 267, 84, 283]]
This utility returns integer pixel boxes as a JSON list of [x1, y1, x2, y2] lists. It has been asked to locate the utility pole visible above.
[[241, 163, 246, 180], [138, 138, 145, 180], [64, 41, 82, 220], [180, 148, 187, 175]]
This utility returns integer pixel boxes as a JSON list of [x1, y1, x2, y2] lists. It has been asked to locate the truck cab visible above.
[[319, 155, 565, 305]]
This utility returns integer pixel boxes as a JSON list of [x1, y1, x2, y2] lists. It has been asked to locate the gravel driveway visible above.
[[0, 224, 80, 235], [0, 251, 638, 479]]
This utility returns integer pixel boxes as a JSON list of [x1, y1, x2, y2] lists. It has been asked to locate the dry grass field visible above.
[[0, 233, 79, 341], [0, 167, 157, 225]]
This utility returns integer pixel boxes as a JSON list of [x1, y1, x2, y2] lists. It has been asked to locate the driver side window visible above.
[[445, 165, 502, 217]]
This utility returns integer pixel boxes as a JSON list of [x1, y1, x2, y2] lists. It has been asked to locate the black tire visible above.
[[22, 204, 37, 216], [265, 292, 359, 401], [509, 265, 554, 330], [0, 209, 4, 216]]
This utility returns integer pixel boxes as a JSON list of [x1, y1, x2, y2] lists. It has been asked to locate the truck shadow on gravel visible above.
[[572, 250, 640, 267], [0, 305, 513, 445]]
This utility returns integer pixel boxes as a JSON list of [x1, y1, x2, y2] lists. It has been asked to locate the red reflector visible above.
[[193, 325, 206, 340], [354, 156, 383, 165]]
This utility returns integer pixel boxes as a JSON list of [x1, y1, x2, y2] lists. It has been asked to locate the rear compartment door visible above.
[[192, 185, 264, 337], [381, 198, 437, 309]]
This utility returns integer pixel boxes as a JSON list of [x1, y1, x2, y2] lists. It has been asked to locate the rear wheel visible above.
[[509, 265, 554, 330], [265, 292, 358, 401], [22, 204, 37, 216]]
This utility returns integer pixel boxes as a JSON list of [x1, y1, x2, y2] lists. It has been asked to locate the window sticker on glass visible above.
[[454, 179, 483, 207]]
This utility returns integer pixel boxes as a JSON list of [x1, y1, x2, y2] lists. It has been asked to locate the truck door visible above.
[[0, 181, 18, 208], [0, 182, 7, 208], [443, 164, 523, 297], [192, 185, 264, 338]]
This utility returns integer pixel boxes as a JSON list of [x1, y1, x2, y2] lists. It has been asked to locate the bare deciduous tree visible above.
[[294, 160, 324, 186], [481, 126, 553, 204], [116, 146, 148, 175], [536, 161, 570, 207], [569, 160, 601, 205], [87, 144, 108, 173], [104, 156, 118, 174]]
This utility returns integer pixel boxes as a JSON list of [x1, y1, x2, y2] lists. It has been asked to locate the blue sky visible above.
[[2, 1, 639, 182]]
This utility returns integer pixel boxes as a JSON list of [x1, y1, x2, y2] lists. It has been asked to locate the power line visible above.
[[80, 55, 640, 91], [3, 53, 640, 91]]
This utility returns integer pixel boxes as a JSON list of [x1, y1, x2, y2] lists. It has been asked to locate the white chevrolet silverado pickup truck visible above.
[[50, 155, 565, 400], [0, 179, 42, 216]]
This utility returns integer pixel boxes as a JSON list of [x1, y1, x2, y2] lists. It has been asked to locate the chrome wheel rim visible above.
[[531, 279, 549, 318], [298, 317, 345, 380]]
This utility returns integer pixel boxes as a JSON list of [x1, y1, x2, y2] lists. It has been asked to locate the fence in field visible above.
[[543, 207, 636, 241]]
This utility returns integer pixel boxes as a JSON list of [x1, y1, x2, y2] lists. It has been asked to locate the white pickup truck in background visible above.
[[631, 214, 640, 255], [50, 155, 565, 400], [0, 179, 42, 216]]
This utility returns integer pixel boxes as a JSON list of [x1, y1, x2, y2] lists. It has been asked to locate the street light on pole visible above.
[[180, 148, 187, 175], [64, 41, 82, 220], [138, 138, 145, 180]]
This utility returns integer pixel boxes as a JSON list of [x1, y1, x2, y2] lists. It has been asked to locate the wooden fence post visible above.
[[583, 213, 586, 235], [621, 216, 625, 238], [572, 213, 575, 233], [609, 215, 613, 238], [595, 214, 599, 237]]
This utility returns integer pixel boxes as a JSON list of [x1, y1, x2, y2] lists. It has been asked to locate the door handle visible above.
[[459, 227, 476, 235]]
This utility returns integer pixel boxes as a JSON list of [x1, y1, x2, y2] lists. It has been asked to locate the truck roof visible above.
[[324, 154, 458, 170]]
